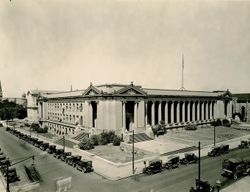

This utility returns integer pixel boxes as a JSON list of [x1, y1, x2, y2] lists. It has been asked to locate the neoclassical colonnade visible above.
[[121, 99, 216, 130]]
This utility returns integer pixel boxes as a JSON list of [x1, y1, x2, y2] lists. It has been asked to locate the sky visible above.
[[0, 0, 249, 97]]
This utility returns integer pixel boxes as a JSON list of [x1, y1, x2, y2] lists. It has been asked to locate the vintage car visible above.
[[75, 160, 94, 173], [34, 141, 43, 148], [208, 145, 221, 157], [53, 149, 64, 159], [220, 144, 229, 154], [151, 124, 167, 137], [143, 160, 163, 175], [190, 179, 214, 192], [46, 145, 56, 154], [238, 140, 249, 149], [180, 153, 198, 165], [66, 155, 82, 167], [6, 169, 20, 183], [165, 156, 180, 169], [40, 143, 49, 151], [221, 158, 250, 180], [60, 152, 72, 162], [0, 155, 6, 161], [185, 124, 197, 131]]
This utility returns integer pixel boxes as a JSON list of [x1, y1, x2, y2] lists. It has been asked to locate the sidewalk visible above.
[[0, 176, 6, 192], [221, 177, 250, 192]]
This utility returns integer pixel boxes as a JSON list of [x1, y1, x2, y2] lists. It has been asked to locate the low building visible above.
[[33, 83, 233, 136], [233, 93, 250, 122]]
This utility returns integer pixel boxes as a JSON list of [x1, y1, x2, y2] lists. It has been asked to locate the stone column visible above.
[[187, 102, 190, 122], [206, 101, 209, 120], [171, 101, 174, 123], [158, 101, 162, 123], [176, 101, 180, 123], [151, 101, 155, 126], [201, 102, 204, 121], [165, 102, 168, 124], [134, 102, 138, 128], [197, 102, 200, 121], [210, 102, 213, 120], [182, 102, 185, 123], [122, 102, 126, 129], [145, 102, 148, 126], [192, 102, 196, 122]]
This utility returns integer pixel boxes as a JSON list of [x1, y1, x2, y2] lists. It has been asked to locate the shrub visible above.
[[36, 127, 48, 133], [31, 123, 40, 131], [90, 134, 99, 146], [79, 137, 94, 150], [112, 136, 122, 146]]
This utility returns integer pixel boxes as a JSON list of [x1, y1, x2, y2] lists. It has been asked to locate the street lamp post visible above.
[[214, 125, 216, 146], [198, 141, 201, 192]]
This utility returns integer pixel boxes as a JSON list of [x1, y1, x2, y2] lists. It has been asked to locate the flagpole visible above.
[[180, 54, 185, 90]]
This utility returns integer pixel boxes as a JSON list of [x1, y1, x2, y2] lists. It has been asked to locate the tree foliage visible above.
[[0, 100, 27, 120]]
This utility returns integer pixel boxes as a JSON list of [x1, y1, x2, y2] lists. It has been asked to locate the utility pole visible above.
[[198, 141, 201, 192], [132, 130, 135, 174], [6, 164, 9, 192], [63, 136, 65, 152]]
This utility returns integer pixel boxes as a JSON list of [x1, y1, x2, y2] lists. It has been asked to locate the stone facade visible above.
[[28, 83, 233, 136]]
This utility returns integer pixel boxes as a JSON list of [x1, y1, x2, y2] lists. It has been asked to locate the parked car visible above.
[[190, 179, 214, 192], [75, 160, 93, 173], [35, 141, 43, 148], [40, 143, 49, 151], [143, 160, 163, 175], [60, 152, 72, 162], [185, 124, 197, 131], [66, 155, 82, 167], [238, 140, 249, 149], [220, 144, 230, 154], [180, 153, 198, 165], [208, 145, 221, 157], [6, 170, 20, 183], [165, 156, 180, 169], [46, 145, 56, 154], [53, 149, 64, 159], [0, 155, 6, 161], [221, 158, 250, 180]]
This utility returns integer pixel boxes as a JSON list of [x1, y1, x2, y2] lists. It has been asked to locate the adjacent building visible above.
[[28, 83, 234, 136]]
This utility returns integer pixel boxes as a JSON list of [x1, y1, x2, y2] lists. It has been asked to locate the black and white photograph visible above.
[[0, 0, 250, 191]]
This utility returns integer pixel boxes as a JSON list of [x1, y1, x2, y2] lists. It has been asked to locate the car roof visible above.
[[227, 158, 242, 163], [168, 155, 179, 159]]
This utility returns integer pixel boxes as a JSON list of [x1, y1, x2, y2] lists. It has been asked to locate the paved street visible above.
[[1, 127, 250, 192]]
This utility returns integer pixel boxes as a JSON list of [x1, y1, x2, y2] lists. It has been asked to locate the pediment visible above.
[[82, 85, 101, 96], [116, 86, 147, 96]]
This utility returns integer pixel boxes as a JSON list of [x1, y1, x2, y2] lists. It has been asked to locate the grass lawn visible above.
[[89, 145, 152, 163], [166, 126, 250, 146]]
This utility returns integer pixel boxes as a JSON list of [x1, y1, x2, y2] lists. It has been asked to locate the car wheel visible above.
[[233, 173, 238, 180], [82, 168, 86, 173]]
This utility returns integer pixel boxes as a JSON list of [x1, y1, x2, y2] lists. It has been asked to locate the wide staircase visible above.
[[72, 132, 89, 142], [129, 133, 153, 143]]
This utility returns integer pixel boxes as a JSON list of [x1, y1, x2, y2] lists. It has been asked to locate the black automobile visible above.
[[46, 145, 56, 154], [75, 160, 93, 173], [40, 143, 49, 151], [221, 158, 250, 180], [180, 153, 198, 165], [238, 140, 249, 149], [6, 170, 20, 183], [0, 155, 6, 161], [143, 160, 163, 175], [220, 144, 229, 154], [66, 155, 82, 167], [185, 124, 197, 131], [190, 179, 214, 192], [60, 152, 72, 161], [35, 141, 43, 148], [53, 149, 64, 159], [30, 138, 39, 145], [3, 167, 16, 177], [208, 145, 221, 157], [165, 156, 180, 169]]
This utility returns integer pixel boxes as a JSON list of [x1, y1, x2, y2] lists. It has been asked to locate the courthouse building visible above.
[[27, 83, 234, 136]]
